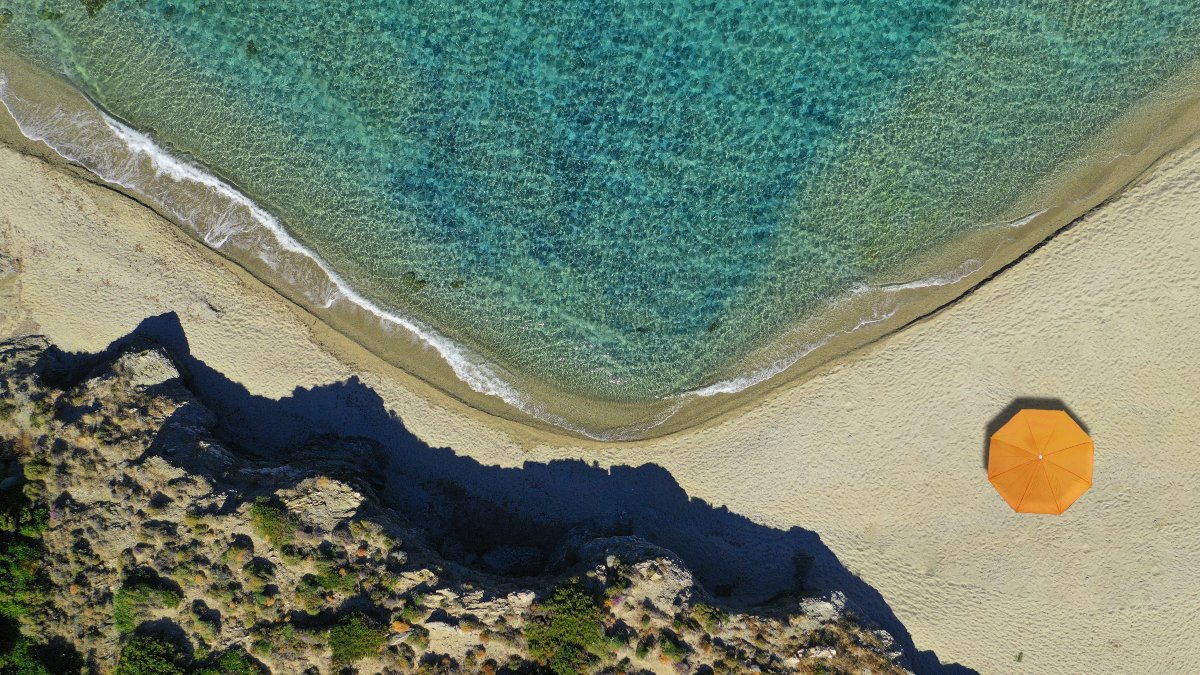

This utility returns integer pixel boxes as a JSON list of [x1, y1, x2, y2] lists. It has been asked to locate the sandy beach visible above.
[[3, 94, 1200, 675]]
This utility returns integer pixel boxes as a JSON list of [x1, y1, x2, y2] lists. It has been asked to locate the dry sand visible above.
[[2, 102, 1199, 673]]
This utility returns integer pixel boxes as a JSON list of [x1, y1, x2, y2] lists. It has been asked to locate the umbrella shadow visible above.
[[982, 398, 1089, 470]]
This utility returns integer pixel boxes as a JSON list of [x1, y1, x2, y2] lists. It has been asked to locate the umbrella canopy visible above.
[[988, 409, 1093, 514]]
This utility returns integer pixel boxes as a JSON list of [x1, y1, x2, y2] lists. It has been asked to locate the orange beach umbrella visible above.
[[988, 409, 1093, 514]]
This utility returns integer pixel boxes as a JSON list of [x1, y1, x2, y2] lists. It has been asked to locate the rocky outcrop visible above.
[[0, 335, 909, 674]]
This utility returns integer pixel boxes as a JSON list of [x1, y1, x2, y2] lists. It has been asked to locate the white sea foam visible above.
[[684, 250, 991, 398], [879, 257, 983, 292], [1005, 208, 1047, 228], [0, 70, 1009, 439], [0, 70, 721, 441], [684, 304, 900, 398], [0, 75, 554, 421]]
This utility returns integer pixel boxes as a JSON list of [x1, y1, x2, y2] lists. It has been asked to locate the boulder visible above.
[[280, 476, 363, 532]]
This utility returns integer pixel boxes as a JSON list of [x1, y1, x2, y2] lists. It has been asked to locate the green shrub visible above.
[[398, 594, 425, 624], [659, 632, 688, 663], [690, 603, 729, 632], [113, 583, 183, 635], [0, 538, 44, 620], [247, 622, 298, 660], [195, 647, 267, 675], [526, 580, 604, 675], [114, 636, 185, 675], [20, 458, 50, 483], [329, 613, 387, 665], [314, 563, 355, 593], [0, 636, 85, 675], [297, 562, 356, 609], [248, 499, 294, 550], [0, 637, 48, 674], [241, 558, 274, 594], [634, 638, 651, 660], [15, 509, 48, 540], [26, 400, 53, 430], [0, 487, 49, 623]]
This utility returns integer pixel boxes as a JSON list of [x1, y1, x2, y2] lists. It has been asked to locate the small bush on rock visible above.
[[113, 583, 183, 635], [114, 636, 185, 675], [0, 635, 84, 674], [195, 647, 267, 675], [526, 580, 604, 675], [659, 631, 689, 663], [691, 603, 729, 632], [330, 612, 387, 664], [248, 499, 294, 550]]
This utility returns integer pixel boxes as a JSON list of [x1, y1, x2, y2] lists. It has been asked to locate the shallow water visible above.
[[1, 0, 1198, 407]]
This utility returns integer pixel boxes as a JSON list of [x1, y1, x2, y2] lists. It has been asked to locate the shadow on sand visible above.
[[982, 399, 1090, 470], [41, 312, 975, 674]]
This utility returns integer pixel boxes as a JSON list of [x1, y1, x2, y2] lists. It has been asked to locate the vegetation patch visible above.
[[0, 484, 49, 621], [0, 537, 43, 622], [115, 636, 185, 675], [397, 593, 425, 624], [329, 613, 387, 665], [113, 578, 184, 635], [0, 477, 81, 673], [0, 635, 84, 674], [691, 602, 729, 632], [658, 630, 689, 663], [195, 647, 268, 675], [248, 499, 295, 550], [526, 580, 605, 675], [21, 456, 50, 483], [297, 561, 356, 612]]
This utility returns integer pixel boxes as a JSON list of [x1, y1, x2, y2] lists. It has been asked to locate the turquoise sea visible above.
[[1, 1, 1199, 431]]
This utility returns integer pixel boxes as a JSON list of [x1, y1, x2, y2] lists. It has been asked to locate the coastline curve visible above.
[[2, 51, 1200, 441]]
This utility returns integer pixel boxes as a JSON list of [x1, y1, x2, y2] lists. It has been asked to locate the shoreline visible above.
[[3, 48, 1199, 440], [4, 54, 1200, 672]]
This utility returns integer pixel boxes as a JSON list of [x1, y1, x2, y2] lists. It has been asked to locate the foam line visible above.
[[684, 249, 991, 398], [1006, 208, 1047, 228], [684, 305, 900, 398], [879, 258, 983, 293], [0, 70, 1019, 439], [0, 76, 535, 416], [0, 71, 709, 440]]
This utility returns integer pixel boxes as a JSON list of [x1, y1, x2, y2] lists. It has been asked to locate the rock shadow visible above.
[[37, 312, 975, 674], [982, 398, 1089, 470]]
